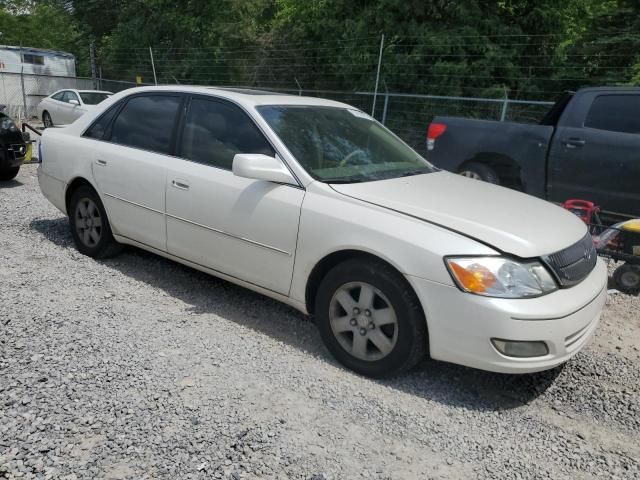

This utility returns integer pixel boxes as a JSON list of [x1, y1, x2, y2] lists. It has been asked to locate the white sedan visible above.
[[37, 89, 112, 127], [37, 86, 607, 377]]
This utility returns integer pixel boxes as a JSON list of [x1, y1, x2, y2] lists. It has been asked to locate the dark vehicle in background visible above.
[[0, 110, 27, 181], [426, 87, 640, 218]]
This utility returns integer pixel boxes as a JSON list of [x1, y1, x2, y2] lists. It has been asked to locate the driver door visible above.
[[165, 96, 305, 295]]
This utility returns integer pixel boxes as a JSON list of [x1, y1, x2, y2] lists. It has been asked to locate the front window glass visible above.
[[80, 92, 111, 105], [180, 98, 274, 170], [257, 105, 435, 183], [585, 95, 640, 134]]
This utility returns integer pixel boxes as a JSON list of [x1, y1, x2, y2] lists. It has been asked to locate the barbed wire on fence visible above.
[[2, 32, 637, 151]]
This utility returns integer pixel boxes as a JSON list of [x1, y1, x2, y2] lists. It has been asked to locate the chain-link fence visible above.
[[5, 32, 633, 149], [1, 68, 554, 150], [0, 71, 148, 120]]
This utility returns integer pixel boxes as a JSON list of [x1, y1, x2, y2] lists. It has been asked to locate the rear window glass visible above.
[[109, 95, 181, 154], [585, 95, 640, 134]]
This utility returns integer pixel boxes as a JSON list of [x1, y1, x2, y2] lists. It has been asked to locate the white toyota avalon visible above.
[[37, 86, 607, 378]]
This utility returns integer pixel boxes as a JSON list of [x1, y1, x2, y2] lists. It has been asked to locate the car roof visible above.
[[51, 89, 112, 95], [121, 85, 357, 110]]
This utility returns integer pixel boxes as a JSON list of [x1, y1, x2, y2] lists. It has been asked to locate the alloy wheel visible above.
[[329, 282, 398, 361], [74, 198, 103, 248]]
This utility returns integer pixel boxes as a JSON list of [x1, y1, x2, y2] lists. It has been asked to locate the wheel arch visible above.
[[460, 152, 525, 191], [65, 176, 99, 214], [304, 249, 426, 321]]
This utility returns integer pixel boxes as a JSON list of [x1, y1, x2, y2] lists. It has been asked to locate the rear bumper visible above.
[[408, 258, 608, 374], [38, 166, 67, 214]]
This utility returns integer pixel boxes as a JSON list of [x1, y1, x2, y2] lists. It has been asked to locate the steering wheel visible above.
[[338, 149, 368, 167]]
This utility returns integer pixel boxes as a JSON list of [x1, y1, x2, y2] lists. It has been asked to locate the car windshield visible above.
[[79, 92, 111, 105], [257, 105, 435, 183]]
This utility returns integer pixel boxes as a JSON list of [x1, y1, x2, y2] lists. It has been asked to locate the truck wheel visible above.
[[0, 167, 20, 181], [314, 257, 428, 378], [69, 185, 122, 259], [613, 264, 640, 294], [459, 162, 500, 185]]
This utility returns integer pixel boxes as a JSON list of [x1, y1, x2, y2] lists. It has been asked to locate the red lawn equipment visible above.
[[562, 199, 640, 294]]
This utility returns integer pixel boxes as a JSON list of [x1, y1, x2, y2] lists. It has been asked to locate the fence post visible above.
[[295, 77, 302, 96], [20, 68, 27, 121], [90, 42, 98, 90], [371, 34, 385, 117], [149, 46, 158, 86], [500, 87, 508, 121], [19, 44, 27, 120], [381, 93, 389, 125]]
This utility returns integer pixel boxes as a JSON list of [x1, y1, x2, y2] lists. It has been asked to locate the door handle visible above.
[[562, 138, 586, 148], [96, 159, 107, 166], [171, 179, 190, 191]]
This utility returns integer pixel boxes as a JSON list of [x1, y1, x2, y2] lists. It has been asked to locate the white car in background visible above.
[[37, 89, 112, 127], [37, 86, 607, 378]]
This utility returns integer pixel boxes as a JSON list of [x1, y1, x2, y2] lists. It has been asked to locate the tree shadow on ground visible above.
[[31, 216, 564, 412]]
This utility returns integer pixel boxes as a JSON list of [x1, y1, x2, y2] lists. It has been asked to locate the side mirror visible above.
[[232, 153, 297, 186], [69, 99, 80, 106], [22, 131, 31, 142]]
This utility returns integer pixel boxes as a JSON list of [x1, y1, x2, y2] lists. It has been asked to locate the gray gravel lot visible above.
[[1, 164, 639, 480]]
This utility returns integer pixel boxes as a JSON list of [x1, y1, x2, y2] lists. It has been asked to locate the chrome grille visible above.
[[543, 233, 597, 287]]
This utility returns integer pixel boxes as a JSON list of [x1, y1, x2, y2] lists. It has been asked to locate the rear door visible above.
[[89, 93, 184, 251], [547, 92, 640, 216]]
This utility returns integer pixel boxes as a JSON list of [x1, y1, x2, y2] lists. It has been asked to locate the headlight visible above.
[[445, 257, 557, 298]]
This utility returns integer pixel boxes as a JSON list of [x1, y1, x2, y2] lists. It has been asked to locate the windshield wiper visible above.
[[322, 177, 368, 184], [400, 169, 430, 178]]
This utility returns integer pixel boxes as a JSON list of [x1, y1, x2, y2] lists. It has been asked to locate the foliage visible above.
[[0, 0, 638, 98]]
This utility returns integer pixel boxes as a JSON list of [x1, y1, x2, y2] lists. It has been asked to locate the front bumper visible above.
[[0, 143, 26, 169], [408, 258, 608, 374]]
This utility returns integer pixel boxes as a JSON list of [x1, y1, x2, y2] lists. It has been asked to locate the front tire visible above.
[[0, 167, 19, 181], [315, 258, 428, 378], [68, 185, 122, 258], [459, 162, 500, 184]]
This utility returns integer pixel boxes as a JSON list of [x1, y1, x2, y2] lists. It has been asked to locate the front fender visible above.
[[289, 183, 497, 305]]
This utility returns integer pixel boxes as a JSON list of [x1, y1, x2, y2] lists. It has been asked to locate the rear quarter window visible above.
[[83, 102, 122, 140]]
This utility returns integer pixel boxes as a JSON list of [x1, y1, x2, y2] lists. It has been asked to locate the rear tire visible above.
[[68, 185, 122, 259], [0, 167, 19, 181], [459, 162, 500, 184], [315, 258, 428, 378], [613, 264, 640, 294], [43, 111, 53, 128]]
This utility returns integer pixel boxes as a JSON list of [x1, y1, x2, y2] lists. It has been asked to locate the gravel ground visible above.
[[1, 164, 639, 480]]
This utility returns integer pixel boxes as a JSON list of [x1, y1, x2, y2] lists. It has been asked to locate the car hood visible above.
[[330, 171, 587, 258]]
